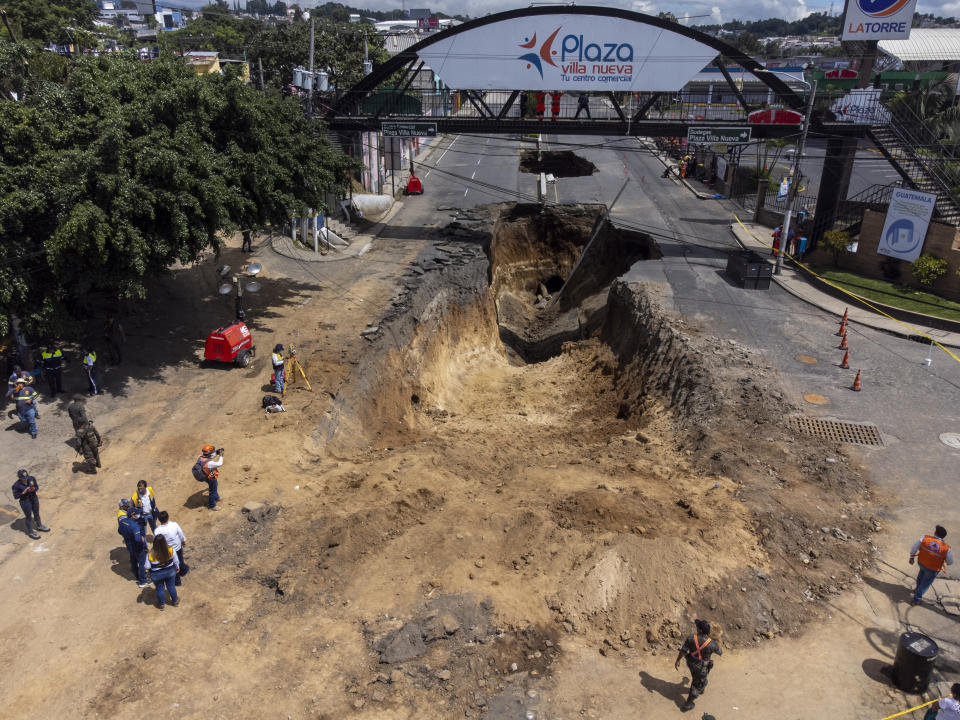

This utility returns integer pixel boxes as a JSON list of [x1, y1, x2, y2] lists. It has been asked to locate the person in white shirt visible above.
[[926, 683, 960, 720], [155, 510, 188, 585]]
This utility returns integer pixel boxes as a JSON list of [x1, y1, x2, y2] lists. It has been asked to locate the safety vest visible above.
[[199, 456, 219, 480], [272, 353, 283, 368], [16, 386, 38, 403], [132, 487, 157, 511], [690, 634, 710, 662], [917, 535, 951, 572], [147, 549, 176, 573], [41, 349, 63, 370], [84, 351, 96, 367]]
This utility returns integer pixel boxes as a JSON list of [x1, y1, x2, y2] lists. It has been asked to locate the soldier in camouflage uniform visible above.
[[675, 619, 722, 712], [75, 418, 102, 473]]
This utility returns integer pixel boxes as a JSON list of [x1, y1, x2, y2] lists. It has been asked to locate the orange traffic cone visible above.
[[839, 331, 848, 350], [852, 369, 862, 391], [841, 349, 850, 369], [841, 307, 849, 324], [837, 318, 847, 336]]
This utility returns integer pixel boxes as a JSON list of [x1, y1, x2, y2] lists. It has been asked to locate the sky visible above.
[[172, 0, 960, 24]]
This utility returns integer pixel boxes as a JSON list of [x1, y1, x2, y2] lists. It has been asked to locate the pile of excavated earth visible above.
[[7, 202, 881, 719]]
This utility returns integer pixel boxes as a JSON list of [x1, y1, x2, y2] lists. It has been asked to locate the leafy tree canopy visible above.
[[0, 0, 98, 43], [0, 46, 357, 336]]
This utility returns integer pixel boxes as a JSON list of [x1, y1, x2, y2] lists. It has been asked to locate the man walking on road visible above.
[[909, 525, 953, 605], [675, 619, 722, 712], [75, 419, 102, 474], [68, 394, 90, 432], [12, 469, 50, 539]]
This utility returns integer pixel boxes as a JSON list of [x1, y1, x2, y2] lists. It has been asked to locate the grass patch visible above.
[[810, 266, 960, 323]]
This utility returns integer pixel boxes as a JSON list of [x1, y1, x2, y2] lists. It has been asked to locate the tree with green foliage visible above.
[[822, 229, 851, 266], [0, 0, 97, 43], [0, 48, 357, 336], [912, 254, 947, 287]]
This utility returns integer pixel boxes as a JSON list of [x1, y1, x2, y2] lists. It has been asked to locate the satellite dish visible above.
[[246, 262, 262, 276], [218, 283, 233, 295], [245, 280, 261, 293], [217, 264, 231, 277]]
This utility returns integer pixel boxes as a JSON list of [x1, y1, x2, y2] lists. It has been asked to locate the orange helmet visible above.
[[202, 445, 215, 457]]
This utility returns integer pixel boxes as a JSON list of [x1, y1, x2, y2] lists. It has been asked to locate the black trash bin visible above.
[[726, 250, 773, 289], [892, 631, 939, 693]]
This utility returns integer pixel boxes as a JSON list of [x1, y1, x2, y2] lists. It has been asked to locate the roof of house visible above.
[[878, 28, 960, 63]]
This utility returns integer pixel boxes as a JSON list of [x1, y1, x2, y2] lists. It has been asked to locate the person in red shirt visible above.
[[550, 91, 562, 121], [535, 92, 545, 121]]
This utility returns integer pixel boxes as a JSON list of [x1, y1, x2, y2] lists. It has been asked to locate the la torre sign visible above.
[[416, 13, 721, 92], [841, 0, 917, 41]]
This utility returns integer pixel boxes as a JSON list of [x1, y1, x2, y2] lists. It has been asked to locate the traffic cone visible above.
[[852, 369, 862, 391], [839, 330, 848, 350], [837, 317, 847, 336], [840, 349, 850, 369], [841, 307, 849, 324]]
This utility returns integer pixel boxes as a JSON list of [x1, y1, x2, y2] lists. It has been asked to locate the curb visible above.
[[728, 224, 960, 348]]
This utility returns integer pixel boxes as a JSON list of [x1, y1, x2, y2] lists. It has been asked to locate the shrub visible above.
[[822, 229, 852, 266], [912, 254, 947, 287]]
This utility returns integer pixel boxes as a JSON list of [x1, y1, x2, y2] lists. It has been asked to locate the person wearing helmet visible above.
[[196, 445, 224, 511], [117, 502, 149, 587], [12, 469, 50, 539], [271, 344, 285, 394]]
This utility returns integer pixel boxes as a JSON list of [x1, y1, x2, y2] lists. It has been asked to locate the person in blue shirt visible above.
[[12, 469, 50, 539], [14, 379, 39, 439], [117, 503, 150, 588]]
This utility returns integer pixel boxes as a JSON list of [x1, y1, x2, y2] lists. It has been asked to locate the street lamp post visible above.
[[774, 77, 817, 276]]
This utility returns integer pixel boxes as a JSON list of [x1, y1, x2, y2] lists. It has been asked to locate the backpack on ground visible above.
[[262, 395, 281, 409], [192, 457, 207, 482]]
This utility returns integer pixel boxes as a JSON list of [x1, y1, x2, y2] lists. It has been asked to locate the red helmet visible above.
[[202, 445, 215, 457]]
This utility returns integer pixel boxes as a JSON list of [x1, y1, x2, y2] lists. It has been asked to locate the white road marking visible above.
[[464, 189, 469, 196], [476, 158, 481, 165], [435, 135, 459, 166], [471, 171, 476, 179]]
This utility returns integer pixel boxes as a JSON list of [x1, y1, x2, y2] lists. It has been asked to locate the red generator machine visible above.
[[204, 321, 255, 368], [405, 173, 423, 195]]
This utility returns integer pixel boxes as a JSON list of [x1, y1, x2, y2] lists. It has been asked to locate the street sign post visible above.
[[381, 122, 437, 137], [687, 127, 751, 144]]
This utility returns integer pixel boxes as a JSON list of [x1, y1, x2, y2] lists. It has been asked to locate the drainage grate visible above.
[[791, 416, 884, 446]]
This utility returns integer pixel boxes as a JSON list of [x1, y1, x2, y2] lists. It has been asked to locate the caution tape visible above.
[[733, 215, 960, 364], [876, 698, 938, 720]]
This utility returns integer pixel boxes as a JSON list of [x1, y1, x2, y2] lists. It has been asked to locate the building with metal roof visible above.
[[879, 29, 960, 70]]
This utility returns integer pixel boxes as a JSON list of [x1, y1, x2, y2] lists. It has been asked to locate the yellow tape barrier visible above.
[[733, 215, 960, 364], [876, 698, 937, 720]]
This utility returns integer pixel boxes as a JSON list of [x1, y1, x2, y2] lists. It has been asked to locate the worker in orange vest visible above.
[[909, 525, 954, 605], [535, 91, 545, 121], [549, 91, 562, 121]]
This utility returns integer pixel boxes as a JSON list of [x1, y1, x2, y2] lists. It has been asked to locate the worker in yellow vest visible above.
[[909, 525, 953, 605], [40, 344, 64, 396], [83, 348, 102, 396]]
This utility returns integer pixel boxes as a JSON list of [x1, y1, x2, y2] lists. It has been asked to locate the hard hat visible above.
[[17, 469, 29, 479], [202, 444, 215, 456], [119, 497, 133, 509]]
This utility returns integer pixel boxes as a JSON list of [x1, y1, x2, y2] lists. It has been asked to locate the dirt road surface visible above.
[[0, 197, 946, 720]]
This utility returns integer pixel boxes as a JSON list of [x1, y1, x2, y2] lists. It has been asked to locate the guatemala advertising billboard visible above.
[[842, 0, 917, 41], [877, 188, 936, 262], [416, 14, 720, 92]]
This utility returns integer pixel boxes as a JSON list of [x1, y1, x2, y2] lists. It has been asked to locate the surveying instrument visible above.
[[284, 344, 312, 394]]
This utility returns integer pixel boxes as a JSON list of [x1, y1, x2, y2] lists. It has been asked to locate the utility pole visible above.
[[775, 79, 817, 276], [258, 56, 264, 91], [307, 17, 315, 118]]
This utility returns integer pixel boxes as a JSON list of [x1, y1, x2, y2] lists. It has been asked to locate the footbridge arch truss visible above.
[[325, 6, 866, 139]]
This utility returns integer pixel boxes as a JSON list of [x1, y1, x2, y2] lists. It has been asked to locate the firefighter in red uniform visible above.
[[550, 91, 562, 121], [535, 91, 546, 121], [909, 525, 953, 604]]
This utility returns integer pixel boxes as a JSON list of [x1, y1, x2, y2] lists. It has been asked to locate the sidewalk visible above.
[[730, 220, 960, 349]]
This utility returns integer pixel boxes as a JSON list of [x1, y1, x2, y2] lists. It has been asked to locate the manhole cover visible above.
[[791, 416, 883, 446], [939, 432, 960, 450], [803, 393, 829, 405], [796, 355, 818, 364]]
